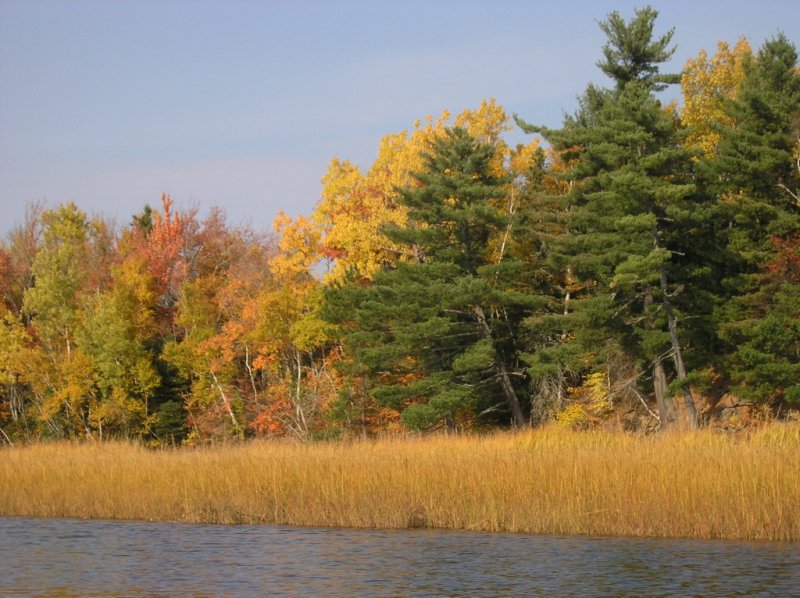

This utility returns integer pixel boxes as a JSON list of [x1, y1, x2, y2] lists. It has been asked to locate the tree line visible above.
[[1, 7, 798, 444]]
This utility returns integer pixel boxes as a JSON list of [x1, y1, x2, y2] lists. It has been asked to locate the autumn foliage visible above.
[[0, 10, 798, 445]]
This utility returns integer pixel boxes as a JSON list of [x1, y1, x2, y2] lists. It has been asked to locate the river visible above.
[[1, 517, 798, 596]]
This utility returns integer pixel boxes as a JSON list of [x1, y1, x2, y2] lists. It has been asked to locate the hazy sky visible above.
[[1, 0, 797, 235]]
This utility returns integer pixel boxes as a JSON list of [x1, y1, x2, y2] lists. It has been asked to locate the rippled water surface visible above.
[[1, 517, 798, 596]]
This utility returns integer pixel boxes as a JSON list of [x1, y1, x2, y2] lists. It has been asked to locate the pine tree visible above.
[[708, 35, 800, 405], [517, 7, 704, 428], [324, 128, 537, 429], [596, 6, 680, 91]]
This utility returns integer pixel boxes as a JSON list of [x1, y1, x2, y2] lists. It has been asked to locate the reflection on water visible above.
[[1, 516, 798, 596]]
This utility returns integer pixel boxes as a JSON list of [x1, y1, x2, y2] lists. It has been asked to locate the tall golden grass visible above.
[[1, 424, 798, 540]]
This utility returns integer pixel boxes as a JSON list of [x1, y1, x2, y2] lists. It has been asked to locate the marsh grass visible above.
[[1, 424, 798, 540]]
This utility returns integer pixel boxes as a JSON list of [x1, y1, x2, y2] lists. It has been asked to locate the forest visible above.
[[1, 7, 798, 445]]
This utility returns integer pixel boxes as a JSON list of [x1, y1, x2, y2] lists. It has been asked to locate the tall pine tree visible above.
[[707, 34, 800, 405], [324, 127, 538, 429], [517, 6, 705, 428]]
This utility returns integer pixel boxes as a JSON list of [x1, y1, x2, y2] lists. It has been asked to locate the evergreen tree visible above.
[[596, 6, 680, 91], [705, 34, 800, 261], [324, 128, 537, 429], [723, 238, 800, 405], [708, 35, 800, 405], [517, 6, 704, 427]]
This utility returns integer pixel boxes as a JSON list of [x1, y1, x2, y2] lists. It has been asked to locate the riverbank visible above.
[[1, 424, 798, 541]]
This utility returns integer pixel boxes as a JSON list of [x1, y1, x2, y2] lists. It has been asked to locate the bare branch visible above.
[[0, 426, 13, 446], [776, 183, 799, 206], [629, 385, 661, 422]]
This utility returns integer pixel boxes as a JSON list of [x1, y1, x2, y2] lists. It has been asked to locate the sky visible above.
[[1, 0, 798, 236]]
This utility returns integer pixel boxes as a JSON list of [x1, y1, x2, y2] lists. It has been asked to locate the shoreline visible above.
[[2, 513, 799, 545]]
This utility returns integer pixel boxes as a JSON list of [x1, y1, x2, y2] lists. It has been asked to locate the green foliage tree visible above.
[[19, 204, 103, 437], [77, 258, 161, 438], [708, 35, 800, 404], [22, 203, 94, 356], [704, 34, 800, 265], [721, 238, 800, 404], [325, 127, 536, 429], [596, 5, 680, 91], [517, 6, 704, 428]]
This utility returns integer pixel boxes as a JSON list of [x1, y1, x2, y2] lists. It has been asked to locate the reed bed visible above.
[[1, 424, 798, 540]]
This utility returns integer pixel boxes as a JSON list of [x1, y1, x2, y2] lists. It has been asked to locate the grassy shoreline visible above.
[[1, 425, 798, 541]]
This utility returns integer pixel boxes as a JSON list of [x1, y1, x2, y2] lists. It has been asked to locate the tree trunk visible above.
[[210, 370, 241, 434], [659, 266, 698, 429], [294, 349, 308, 438], [653, 358, 678, 428], [444, 412, 457, 434], [473, 305, 527, 427], [651, 224, 698, 430], [244, 343, 259, 401], [564, 265, 573, 316], [643, 286, 678, 428]]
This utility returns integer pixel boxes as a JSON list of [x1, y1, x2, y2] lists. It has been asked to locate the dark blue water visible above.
[[0, 517, 798, 596]]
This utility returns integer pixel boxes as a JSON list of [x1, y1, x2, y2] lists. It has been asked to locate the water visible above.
[[1, 517, 798, 597]]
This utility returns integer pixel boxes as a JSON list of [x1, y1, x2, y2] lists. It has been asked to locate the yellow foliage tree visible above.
[[315, 99, 539, 282], [243, 212, 336, 438], [0, 313, 31, 439], [681, 37, 752, 156], [315, 112, 451, 281], [556, 371, 613, 429]]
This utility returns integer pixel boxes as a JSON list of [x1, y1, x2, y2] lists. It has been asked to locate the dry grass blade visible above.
[[1, 424, 798, 541]]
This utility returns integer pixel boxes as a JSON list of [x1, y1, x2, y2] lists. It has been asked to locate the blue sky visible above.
[[1, 0, 797, 235]]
